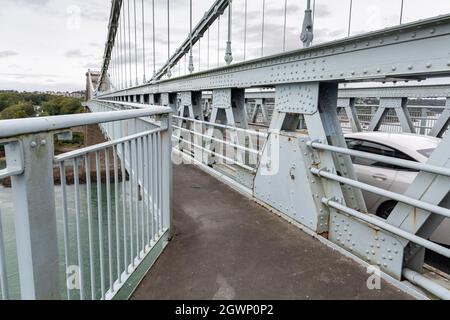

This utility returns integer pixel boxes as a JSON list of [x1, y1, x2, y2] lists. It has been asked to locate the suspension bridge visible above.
[[1, 0, 450, 300]]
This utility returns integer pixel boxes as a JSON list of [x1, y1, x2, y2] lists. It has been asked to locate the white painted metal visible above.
[[308, 141, 450, 177], [403, 268, 450, 300], [311, 168, 450, 219], [0, 107, 171, 138], [323, 199, 450, 259]]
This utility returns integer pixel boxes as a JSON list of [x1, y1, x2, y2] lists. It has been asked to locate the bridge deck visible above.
[[132, 164, 412, 300]]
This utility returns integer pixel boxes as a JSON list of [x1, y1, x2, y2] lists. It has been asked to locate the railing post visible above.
[[160, 114, 173, 239], [10, 133, 60, 299]]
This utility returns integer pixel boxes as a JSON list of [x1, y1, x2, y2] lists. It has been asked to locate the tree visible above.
[[0, 101, 34, 119]]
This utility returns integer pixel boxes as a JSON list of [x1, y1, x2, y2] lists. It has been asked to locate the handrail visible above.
[[0, 107, 171, 138], [173, 125, 262, 155], [322, 198, 450, 259], [311, 168, 450, 219], [307, 141, 450, 177], [54, 128, 163, 162], [173, 115, 267, 138]]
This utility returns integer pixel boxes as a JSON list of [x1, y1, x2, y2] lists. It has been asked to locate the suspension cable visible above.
[[119, 10, 122, 89], [141, 0, 146, 82], [261, 0, 265, 57], [217, 15, 220, 67], [134, 0, 138, 85], [198, 38, 201, 71], [244, 0, 247, 60], [127, 0, 132, 86], [113, 43, 117, 89], [347, 0, 353, 37], [400, 0, 404, 24], [167, 0, 171, 77], [224, 0, 232, 65], [207, 28, 210, 69], [283, 0, 287, 52], [188, 0, 194, 73], [312, 0, 316, 25], [122, 7, 128, 88], [152, 0, 156, 76]]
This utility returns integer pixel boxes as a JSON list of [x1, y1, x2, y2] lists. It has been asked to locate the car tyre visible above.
[[376, 200, 398, 220]]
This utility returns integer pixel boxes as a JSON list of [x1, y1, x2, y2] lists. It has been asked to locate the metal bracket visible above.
[[0, 140, 24, 179], [212, 89, 232, 109]]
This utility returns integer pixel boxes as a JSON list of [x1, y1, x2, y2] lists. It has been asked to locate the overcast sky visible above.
[[1, 0, 450, 92]]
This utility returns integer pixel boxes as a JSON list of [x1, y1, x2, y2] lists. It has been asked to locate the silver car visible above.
[[344, 132, 450, 246]]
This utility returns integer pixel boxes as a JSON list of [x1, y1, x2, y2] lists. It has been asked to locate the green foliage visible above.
[[0, 101, 34, 119], [0, 91, 83, 120], [42, 97, 83, 116]]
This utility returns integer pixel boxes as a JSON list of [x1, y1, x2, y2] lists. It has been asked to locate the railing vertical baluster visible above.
[[95, 151, 106, 299], [144, 135, 150, 246], [148, 134, 154, 244], [128, 140, 135, 266], [113, 145, 121, 283], [72, 158, 85, 300], [140, 137, 146, 251], [59, 162, 71, 300], [135, 138, 140, 257], [0, 208, 9, 300], [105, 149, 114, 292], [84, 154, 96, 300], [152, 133, 157, 241], [121, 142, 129, 274]]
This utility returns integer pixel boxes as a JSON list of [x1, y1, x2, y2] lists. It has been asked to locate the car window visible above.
[[345, 138, 418, 171], [417, 148, 436, 158]]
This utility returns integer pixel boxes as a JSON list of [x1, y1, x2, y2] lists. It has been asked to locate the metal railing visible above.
[[308, 141, 450, 300], [0, 105, 172, 300], [338, 105, 443, 135], [246, 99, 445, 136], [172, 115, 267, 174]]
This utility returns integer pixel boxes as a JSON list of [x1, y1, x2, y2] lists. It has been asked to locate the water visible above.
[[0, 181, 136, 300]]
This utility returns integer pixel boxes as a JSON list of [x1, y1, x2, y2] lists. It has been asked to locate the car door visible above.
[[346, 139, 398, 212]]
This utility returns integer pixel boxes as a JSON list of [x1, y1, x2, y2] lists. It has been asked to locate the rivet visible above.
[[41, 139, 47, 146], [30, 141, 37, 148]]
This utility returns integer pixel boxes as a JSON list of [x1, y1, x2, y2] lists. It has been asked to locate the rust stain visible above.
[[413, 207, 417, 230]]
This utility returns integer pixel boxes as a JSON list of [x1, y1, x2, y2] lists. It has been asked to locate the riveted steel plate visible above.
[[254, 133, 328, 232], [275, 84, 319, 114], [379, 97, 404, 109], [161, 93, 169, 106], [329, 208, 404, 279], [212, 89, 232, 109], [180, 92, 192, 106], [337, 98, 351, 108]]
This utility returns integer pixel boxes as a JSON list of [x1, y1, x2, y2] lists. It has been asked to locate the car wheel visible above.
[[376, 200, 398, 220]]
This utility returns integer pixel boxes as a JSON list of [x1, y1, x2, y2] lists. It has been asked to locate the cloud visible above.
[[14, 0, 50, 7], [0, 50, 18, 59], [65, 49, 82, 58], [314, 4, 331, 18]]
